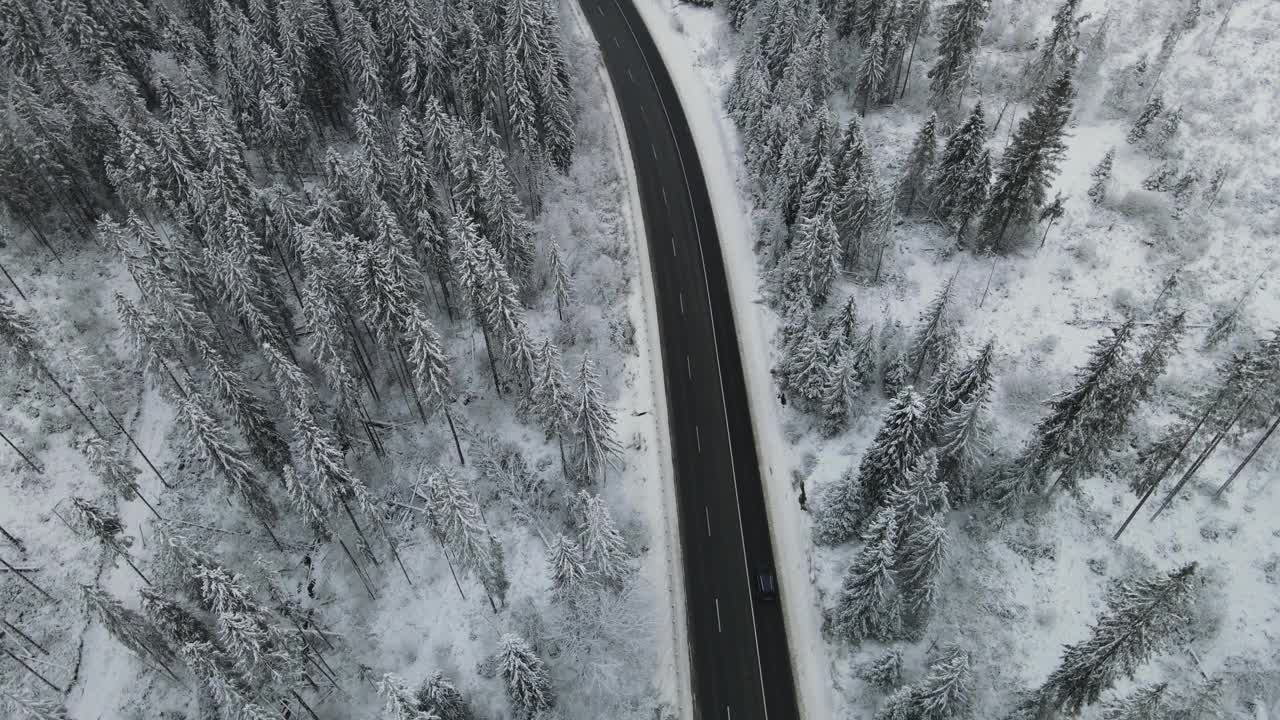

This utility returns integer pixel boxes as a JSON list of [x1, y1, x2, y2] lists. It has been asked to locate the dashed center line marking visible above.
[[661, 187, 668, 206], [679, 292, 685, 315], [696, 426, 702, 454], [686, 355, 691, 379], [627, 67, 635, 82], [715, 597, 722, 632], [613, 36, 620, 47], [705, 507, 711, 536], [670, 235, 677, 256]]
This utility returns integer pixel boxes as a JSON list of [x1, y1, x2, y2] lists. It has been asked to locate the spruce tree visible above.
[[176, 393, 279, 529], [980, 69, 1075, 251], [830, 507, 901, 643], [897, 114, 939, 214], [548, 533, 588, 599], [1102, 683, 1169, 720], [81, 586, 177, 674], [497, 633, 555, 717], [1088, 148, 1115, 205], [857, 24, 889, 117], [815, 466, 864, 545], [932, 102, 990, 239], [1027, 319, 1135, 486], [416, 671, 474, 720], [1035, 564, 1198, 716], [779, 206, 841, 307], [572, 353, 621, 484], [856, 387, 928, 518], [575, 490, 630, 586], [927, 0, 990, 111], [81, 435, 139, 502], [1028, 0, 1082, 90], [1127, 95, 1164, 145], [421, 466, 496, 584], [903, 277, 957, 385], [380, 673, 432, 720]]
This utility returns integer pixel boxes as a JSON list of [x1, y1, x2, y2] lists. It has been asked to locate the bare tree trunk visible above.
[[1213, 410, 1280, 499], [0, 261, 27, 301], [1, 646, 61, 692], [444, 406, 465, 465], [336, 538, 377, 600], [1152, 394, 1253, 520], [0, 555, 56, 602], [2, 618, 48, 655], [0, 524, 24, 552], [0, 429, 42, 474], [86, 388, 172, 489], [480, 326, 502, 396]]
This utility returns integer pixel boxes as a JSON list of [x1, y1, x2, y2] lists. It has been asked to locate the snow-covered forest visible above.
[[637, 0, 1278, 716], [0, 0, 673, 719]]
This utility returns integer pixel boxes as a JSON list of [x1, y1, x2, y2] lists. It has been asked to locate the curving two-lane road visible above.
[[579, 2, 800, 719]]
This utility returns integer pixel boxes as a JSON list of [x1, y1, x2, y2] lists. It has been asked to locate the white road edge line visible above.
[[610, 3, 772, 717]]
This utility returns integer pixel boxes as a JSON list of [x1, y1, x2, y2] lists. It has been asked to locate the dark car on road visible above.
[[756, 570, 778, 599]]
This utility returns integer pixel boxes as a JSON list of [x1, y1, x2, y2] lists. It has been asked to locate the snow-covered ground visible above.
[[0, 3, 679, 718], [631, 0, 1279, 716]]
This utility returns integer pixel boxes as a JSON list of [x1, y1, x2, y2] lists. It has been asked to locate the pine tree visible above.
[[1036, 564, 1198, 716], [575, 490, 630, 586], [572, 353, 621, 484], [898, 114, 938, 214], [927, 0, 990, 111], [1142, 162, 1180, 192], [820, 339, 863, 434], [1146, 107, 1183, 156], [497, 633, 555, 717], [726, 48, 772, 133], [548, 533, 588, 598], [416, 671, 474, 720], [1102, 683, 1169, 720], [1077, 13, 1112, 87], [936, 389, 992, 504], [1127, 95, 1164, 145], [71, 497, 146, 581], [830, 507, 901, 643], [932, 102, 990, 238], [776, 313, 830, 408], [856, 387, 928, 518], [527, 341, 574, 442], [858, 649, 904, 690], [980, 69, 1075, 251], [380, 673, 433, 720], [1088, 148, 1115, 205], [0, 688, 71, 720]]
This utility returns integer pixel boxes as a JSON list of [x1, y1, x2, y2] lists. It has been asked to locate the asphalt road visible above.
[[578, 2, 800, 719]]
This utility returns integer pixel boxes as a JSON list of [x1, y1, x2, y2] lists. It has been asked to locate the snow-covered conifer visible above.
[[903, 278, 956, 386], [416, 671, 473, 720], [858, 649, 904, 690], [932, 102, 990, 238], [1088, 148, 1115, 205], [927, 0, 990, 110], [981, 68, 1075, 250], [1102, 683, 1169, 720], [497, 633, 555, 716], [176, 393, 279, 527], [780, 207, 841, 307], [380, 673, 432, 720], [421, 466, 494, 582], [830, 507, 901, 643], [1037, 564, 1198, 715], [572, 354, 621, 484], [897, 114, 938, 214], [81, 585, 177, 671], [575, 490, 630, 586], [1146, 107, 1183, 156], [914, 646, 974, 719], [548, 241, 572, 321], [815, 466, 864, 545], [856, 387, 928, 518], [1028, 320, 1135, 484], [857, 24, 889, 116], [1127, 95, 1164, 145], [1028, 0, 1082, 89], [1142, 161, 1180, 192], [548, 533, 588, 598], [80, 435, 139, 502]]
